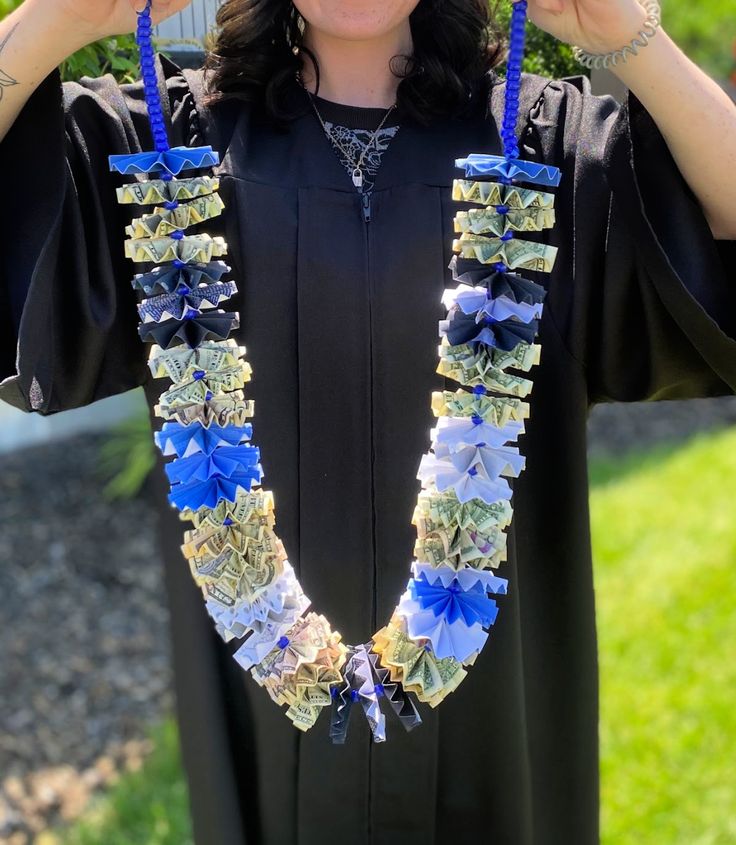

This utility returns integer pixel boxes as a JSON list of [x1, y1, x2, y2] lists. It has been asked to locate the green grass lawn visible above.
[[50, 427, 736, 844], [52, 721, 193, 845], [592, 428, 736, 845]]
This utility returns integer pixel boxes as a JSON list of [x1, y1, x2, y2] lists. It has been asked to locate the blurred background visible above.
[[0, 1, 735, 843]]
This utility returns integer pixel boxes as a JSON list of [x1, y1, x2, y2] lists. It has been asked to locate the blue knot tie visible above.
[[164, 200, 179, 210], [351, 689, 359, 702], [223, 517, 234, 526], [170, 230, 185, 241], [492, 261, 508, 273], [173, 259, 186, 268], [472, 385, 486, 395], [277, 636, 290, 649], [183, 307, 199, 320], [192, 370, 206, 381], [471, 413, 484, 425], [373, 683, 384, 697], [468, 466, 479, 477], [495, 204, 509, 215], [175, 282, 191, 296], [500, 231, 514, 241]]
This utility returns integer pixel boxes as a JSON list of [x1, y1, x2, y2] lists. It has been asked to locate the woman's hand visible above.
[[57, 0, 193, 41], [513, 0, 652, 55]]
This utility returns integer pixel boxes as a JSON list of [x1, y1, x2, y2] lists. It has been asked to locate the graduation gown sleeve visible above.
[[534, 73, 736, 404], [0, 54, 195, 415]]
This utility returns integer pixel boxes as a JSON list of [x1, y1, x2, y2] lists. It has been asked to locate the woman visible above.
[[0, 0, 735, 842]]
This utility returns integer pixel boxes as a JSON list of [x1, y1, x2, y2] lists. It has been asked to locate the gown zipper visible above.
[[361, 185, 376, 841], [360, 188, 376, 635], [362, 191, 371, 223]]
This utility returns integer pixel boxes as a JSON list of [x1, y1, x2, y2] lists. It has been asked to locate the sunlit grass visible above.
[[592, 428, 736, 844], [53, 721, 193, 845]]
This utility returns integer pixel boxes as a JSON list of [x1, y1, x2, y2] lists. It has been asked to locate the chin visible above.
[[294, 0, 420, 41]]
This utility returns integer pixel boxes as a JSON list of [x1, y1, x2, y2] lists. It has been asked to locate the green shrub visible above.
[[97, 413, 156, 501], [0, 1, 139, 82], [664, 0, 735, 80], [59, 37, 141, 84], [494, 2, 587, 79]]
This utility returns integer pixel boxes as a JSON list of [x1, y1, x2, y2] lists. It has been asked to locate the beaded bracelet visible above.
[[572, 0, 661, 70]]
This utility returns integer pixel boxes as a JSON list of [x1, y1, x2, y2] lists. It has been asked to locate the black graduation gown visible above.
[[2, 53, 736, 845]]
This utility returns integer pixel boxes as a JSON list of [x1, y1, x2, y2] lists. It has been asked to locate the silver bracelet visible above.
[[572, 0, 661, 70]]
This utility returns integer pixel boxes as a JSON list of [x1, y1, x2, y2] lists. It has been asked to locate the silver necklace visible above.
[[297, 73, 397, 190]]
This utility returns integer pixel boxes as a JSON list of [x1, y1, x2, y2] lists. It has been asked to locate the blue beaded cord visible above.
[[500, 0, 528, 163], [136, 0, 171, 167], [492, 0, 527, 294]]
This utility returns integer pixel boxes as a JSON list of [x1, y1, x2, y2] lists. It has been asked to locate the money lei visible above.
[[109, 0, 560, 743]]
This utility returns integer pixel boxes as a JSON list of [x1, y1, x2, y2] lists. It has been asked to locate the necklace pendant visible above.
[[352, 167, 363, 188]]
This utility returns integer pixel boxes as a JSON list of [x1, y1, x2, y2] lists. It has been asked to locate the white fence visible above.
[[155, 0, 222, 41]]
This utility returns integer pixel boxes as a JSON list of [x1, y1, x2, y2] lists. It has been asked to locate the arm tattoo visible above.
[[0, 22, 20, 101]]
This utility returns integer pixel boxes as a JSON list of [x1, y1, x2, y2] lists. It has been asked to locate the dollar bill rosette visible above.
[[108, 0, 346, 734]]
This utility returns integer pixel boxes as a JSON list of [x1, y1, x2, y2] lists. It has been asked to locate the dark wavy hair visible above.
[[200, 0, 507, 124]]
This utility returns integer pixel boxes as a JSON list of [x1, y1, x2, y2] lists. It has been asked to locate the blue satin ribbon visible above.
[[445, 308, 538, 350], [139, 281, 238, 322], [455, 154, 561, 187], [138, 311, 238, 349], [166, 444, 262, 509], [448, 257, 547, 305], [132, 261, 231, 296], [154, 421, 253, 458], [109, 145, 220, 176], [165, 444, 260, 485], [409, 573, 499, 628], [168, 472, 262, 511]]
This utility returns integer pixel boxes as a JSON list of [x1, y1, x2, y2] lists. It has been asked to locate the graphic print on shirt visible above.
[[321, 122, 400, 194]]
